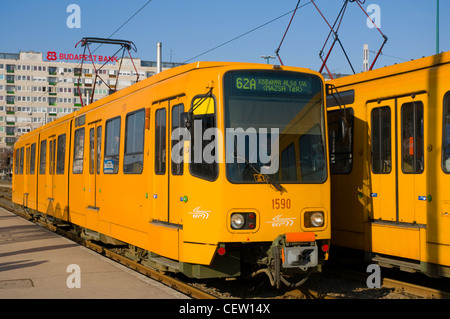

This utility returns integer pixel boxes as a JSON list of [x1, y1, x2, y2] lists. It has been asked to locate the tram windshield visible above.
[[224, 70, 327, 184]]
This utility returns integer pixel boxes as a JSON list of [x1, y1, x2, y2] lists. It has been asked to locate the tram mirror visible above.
[[181, 112, 190, 129]]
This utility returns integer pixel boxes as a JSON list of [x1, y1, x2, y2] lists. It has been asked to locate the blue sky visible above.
[[1, 1, 447, 75]]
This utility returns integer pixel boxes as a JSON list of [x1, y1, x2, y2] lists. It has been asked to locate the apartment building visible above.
[[0, 50, 182, 146], [0, 50, 182, 177]]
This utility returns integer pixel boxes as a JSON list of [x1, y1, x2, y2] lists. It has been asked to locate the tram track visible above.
[[2, 184, 449, 299], [0, 185, 216, 299]]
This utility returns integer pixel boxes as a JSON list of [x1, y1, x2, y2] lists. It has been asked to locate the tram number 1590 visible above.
[[272, 198, 291, 210]]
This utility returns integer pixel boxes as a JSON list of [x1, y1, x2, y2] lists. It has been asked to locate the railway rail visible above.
[[0, 184, 215, 299], [1, 183, 449, 299]]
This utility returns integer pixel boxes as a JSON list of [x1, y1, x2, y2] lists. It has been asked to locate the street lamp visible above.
[[261, 55, 275, 64]]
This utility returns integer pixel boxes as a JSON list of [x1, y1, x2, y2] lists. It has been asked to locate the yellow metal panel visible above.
[[179, 241, 217, 265], [147, 223, 179, 260], [372, 224, 420, 260]]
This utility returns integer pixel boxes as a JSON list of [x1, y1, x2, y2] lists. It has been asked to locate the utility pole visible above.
[[436, 0, 440, 54], [261, 55, 275, 64]]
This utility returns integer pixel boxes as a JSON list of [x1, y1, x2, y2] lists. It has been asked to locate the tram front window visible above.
[[224, 71, 326, 183]]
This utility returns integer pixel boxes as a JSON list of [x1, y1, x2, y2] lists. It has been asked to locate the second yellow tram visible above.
[[327, 52, 450, 277]]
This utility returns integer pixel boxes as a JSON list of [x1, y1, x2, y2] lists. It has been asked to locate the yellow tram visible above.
[[327, 52, 450, 277], [12, 61, 330, 287]]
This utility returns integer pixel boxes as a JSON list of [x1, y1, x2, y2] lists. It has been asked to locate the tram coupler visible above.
[[268, 233, 318, 288]]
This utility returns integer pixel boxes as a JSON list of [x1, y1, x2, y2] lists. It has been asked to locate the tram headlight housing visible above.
[[304, 211, 325, 228], [230, 212, 257, 230], [230, 213, 245, 229]]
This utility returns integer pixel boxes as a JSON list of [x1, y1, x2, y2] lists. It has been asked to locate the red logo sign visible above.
[[46, 51, 118, 63], [47, 51, 58, 61]]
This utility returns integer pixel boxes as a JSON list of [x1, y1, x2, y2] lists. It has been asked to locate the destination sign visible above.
[[233, 74, 313, 94]]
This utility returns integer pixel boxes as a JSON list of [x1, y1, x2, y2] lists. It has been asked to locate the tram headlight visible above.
[[304, 211, 325, 228], [230, 213, 245, 229]]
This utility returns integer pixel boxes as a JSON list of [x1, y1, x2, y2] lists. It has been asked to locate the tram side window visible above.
[[401, 101, 424, 174], [19, 147, 24, 175], [39, 140, 46, 174], [89, 128, 95, 174], [189, 96, 218, 180], [26, 147, 30, 175], [56, 134, 66, 174], [97, 126, 102, 174], [89, 127, 103, 174], [172, 104, 184, 175], [30, 143, 36, 175], [14, 148, 19, 175], [155, 108, 166, 175], [371, 106, 391, 174], [124, 109, 145, 174], [443, 94, 450, 173], [49, 139, 56, 175], [327, 108, 354, 174], [73, 128, 85, 174], [104, 117, 121, 174]]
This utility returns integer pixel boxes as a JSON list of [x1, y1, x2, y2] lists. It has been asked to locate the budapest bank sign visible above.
[[46, 51, 118, 63]]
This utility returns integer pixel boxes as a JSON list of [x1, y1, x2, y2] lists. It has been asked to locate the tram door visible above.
[[152, 97, 185, 225], [367, 100, 396, 221], [396, 96, 427, 225], [153, 101, 169, 222], [367, 95, 427, 225]]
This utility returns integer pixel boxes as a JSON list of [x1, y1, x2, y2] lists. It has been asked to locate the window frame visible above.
[[104, 116, 121, 174], [56, 134, 66, 175], [73, 127, 85, 174], [442, 92, 450, 173], [327, 108, 354, 175], [124, 108, 145, 174], [189, 94, 218, 181], [155, 108, 166, 175], [371, 106, 392, 174], [39, 140, 46, 174], [401, 101, 424, 174], [171, 104, 184, 175]]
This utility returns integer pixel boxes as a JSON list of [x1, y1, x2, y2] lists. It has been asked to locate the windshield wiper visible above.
[[232, 151, 287, 194]]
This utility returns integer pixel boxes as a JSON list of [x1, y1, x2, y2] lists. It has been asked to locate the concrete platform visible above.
[[0, 207, 189, 299]]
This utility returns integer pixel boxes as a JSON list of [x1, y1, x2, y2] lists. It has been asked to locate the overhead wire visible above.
[[183, 1, 314, 64], [21, 0, 154, 122]]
